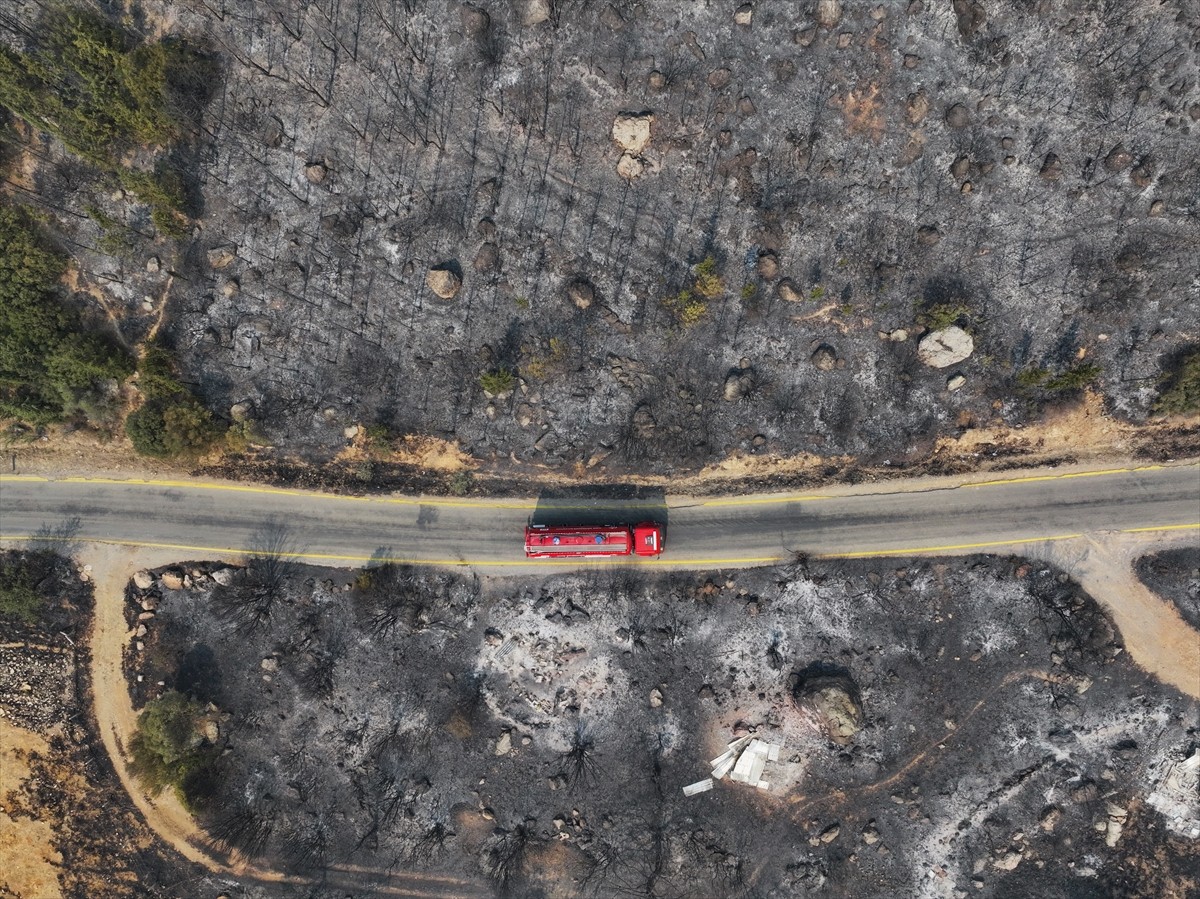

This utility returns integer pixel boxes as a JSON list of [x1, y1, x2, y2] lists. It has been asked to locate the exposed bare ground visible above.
[[0, 721, 64, 899], [1027, 530, 1200, 700]]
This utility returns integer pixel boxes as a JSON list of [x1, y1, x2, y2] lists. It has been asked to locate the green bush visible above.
[[0, 558, 43, 622], [693, 255, 723, 299], [126, 394, 218, 458], [916, 301, 971, 332], [0, 7, 215, 236], [1153, 349, 1200, 416], [479, 367, 516, 395], [129, 691, 220, 809], [0, 204, 133, 424], [662, 288, 708, 327], [1016, 363, 1101, 394]]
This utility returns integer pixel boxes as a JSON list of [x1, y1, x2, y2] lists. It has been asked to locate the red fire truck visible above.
[[524, 522, 665, 559]]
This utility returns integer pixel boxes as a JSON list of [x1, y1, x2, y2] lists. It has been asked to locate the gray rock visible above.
[[632, 404, 657, 438], [520, 0, 552, 26], [460, 3, 490, 36], [907, 90, 930, 125], [756, 252, 780, 280], [426, 265, 462, 299], [567, 280, 594, 309], [944, 103, 971, 129], [1039, 153, 1062, 180], [649, 687, 664, 708], [953, 0, 986, 40], [811, 345, 838, 371], [473, 242, 499, 273], [918, 326, 975, 368], [1103, 144, 1133, 172], [777, 279, 803, 302], [230, 400, 254, 422], [814, 0, 842, 28], [724, 370, 754, 401], [146, 256, 161, 273], [707, 68, 732, 90], [616, 152, 646, 180], [210, 568, 236, 587], [206, 245, 237, 269]]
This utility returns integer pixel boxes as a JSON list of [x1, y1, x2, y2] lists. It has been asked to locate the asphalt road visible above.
[[2, 461, 1197, 571]]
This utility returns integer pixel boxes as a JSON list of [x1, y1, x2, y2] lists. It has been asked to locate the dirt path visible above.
[[1026, 530, 1200, 699]]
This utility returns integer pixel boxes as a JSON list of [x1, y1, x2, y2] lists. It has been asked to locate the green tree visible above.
[[0, 204, 132, 423], [126, 395, 218, 458], [129, 691, 219, 807], [1153, 349, 1200, 416]]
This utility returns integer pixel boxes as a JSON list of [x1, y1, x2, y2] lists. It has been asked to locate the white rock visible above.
[[918, 326, 974, 368], [612, 113, 653, 154], [133, 570, 154, 590], [495, 731, 512, 756], [734, 4, 753, 25], [616, 152, 646, 180], [947, 374, 967, 391], [521, 0, 552, 26]]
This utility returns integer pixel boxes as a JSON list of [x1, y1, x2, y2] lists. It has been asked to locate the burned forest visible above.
[[123, 554, 1199, 898], [2, 0, 1198, 471], [3, 2, 1199, 899]]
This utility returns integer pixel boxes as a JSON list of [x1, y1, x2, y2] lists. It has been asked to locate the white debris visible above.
[[700, 734, 785, 794], [683, 778, 714, 796]]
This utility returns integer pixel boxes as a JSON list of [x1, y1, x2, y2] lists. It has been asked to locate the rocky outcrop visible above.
[[918, 326, 974, 368]]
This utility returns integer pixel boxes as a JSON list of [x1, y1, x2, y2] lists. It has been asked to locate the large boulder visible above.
[[918, 326, 974, 368], [426, 264, 462, 300], [612, 113, 653, 154], [793, 669, 863, 745]]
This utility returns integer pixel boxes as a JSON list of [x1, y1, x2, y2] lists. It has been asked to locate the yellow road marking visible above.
[[826, 534, 1085, 558], [701, 495, 830, 507], [1120, 523, 1200, 534], [0, 474, 537, 510], [0, 475, 677, 512], [5, 523, 1195, 568], [964, 464, 1169, 488]]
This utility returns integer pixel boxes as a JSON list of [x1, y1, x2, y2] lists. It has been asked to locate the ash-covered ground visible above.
[[131, 552, 1199, 898], [1135, 546, 1200, 631], [8, 0, 1199, 470]]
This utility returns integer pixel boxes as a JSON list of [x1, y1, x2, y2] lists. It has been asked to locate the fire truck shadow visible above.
[[530, 485, 668, 530]]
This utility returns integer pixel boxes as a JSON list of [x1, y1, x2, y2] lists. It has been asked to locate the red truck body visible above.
[[524, 522, 665, 559]]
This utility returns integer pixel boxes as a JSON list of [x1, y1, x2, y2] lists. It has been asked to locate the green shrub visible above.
[[1152, 349, 1200, 416], [0, 204, 133, 424], [0, 558, 42, 622], [0, 7, 215, 237], [1016, 363, 1101, 394], [662, 288, 708, 327], [129, 691, 220, 809], [693, 255, 723, 299], [126, 395, 218, 458], [448, 470, 475, 496], [916, 301, 971, 332], [479, 367, 516, 395]]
